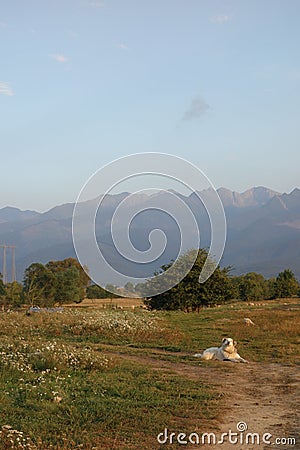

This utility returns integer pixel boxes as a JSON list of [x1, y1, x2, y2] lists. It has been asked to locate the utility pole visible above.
[[0, 245, 16, 283], [2, 245, 7, 284], [11, 246, 16, 282]]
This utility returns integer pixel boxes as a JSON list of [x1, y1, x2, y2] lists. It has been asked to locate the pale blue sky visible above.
[[1, 0, 300, 211]]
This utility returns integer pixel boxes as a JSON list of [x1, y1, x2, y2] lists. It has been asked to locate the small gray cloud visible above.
[[182, 96, 210, 121], [118, 43, 129, 50], [50, 53, 68, 63], [210, 14, 231, 24], [0, 82, 14, 96]]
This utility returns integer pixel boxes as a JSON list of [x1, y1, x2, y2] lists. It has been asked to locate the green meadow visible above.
[[0, 299, 299, 449]]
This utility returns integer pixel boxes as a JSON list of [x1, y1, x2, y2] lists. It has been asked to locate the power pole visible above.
[[2, 245, 7, 284], [0, 244, 16, 283], [11, 246, 16, 282]]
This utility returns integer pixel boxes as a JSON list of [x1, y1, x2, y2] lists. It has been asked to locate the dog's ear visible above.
[[233, 341, 237, 347]]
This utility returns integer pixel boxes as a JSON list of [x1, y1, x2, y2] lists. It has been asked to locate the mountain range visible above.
[[1, 186, 300, 284]]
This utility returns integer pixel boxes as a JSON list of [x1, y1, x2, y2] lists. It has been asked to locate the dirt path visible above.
[[106, 349, 300, 449], [214, 362, 300, 450]]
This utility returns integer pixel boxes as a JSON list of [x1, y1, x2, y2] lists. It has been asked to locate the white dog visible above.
[[194, 337, 248, 363]]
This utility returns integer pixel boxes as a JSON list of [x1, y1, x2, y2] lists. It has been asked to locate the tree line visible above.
[[0, 257, 123, 309], [0, 250, 299, 310], [0, 258, 89, 309], [141, 249, 300, 311]]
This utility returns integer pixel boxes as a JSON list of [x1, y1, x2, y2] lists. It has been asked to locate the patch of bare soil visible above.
[[214, 362, 299, 450], [109, 350, 300, 450]]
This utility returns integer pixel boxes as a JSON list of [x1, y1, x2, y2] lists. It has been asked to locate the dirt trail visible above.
[[214, 362, 300, 450], [108, 350, 300, 449]]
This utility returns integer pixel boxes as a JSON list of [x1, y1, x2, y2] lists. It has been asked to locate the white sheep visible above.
[[244, 317, 255, 326]]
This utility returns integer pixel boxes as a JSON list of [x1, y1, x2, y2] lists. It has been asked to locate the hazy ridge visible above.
[[1, 186, 300, 282]]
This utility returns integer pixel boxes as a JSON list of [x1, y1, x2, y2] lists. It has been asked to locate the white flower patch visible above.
[[65, 310, 165, 338], [0, 425, 37, 449], [0, 337, 110, 373]]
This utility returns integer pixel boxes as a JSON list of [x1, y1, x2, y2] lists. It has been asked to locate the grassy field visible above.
[[0, 298, 299, 449], [64, 297, 144, 310]]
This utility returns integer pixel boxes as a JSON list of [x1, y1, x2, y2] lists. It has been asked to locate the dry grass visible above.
[[64, 297, 144, 310], [166, 298, 300, 365], [0, 297, 298, 448], [0, 309, 181, 347], [0, 308, 215, 449]]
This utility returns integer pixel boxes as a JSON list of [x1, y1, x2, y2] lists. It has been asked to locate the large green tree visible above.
[[233, 272, 270, 301], [4, 281, 24, 307], [46, 258, 90, 303], [144, 249, 235, 311], [273, 269, 299, 298], [23, 263, 56, 306], [23, 258, 90, 306], [52, 266, 82, 303]]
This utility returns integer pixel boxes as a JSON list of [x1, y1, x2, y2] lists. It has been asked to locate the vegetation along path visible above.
[[0, 299, 299, 449], [106, 346, 300, 450]]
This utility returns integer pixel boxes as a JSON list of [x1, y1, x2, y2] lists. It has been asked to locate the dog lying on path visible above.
[[194, 337, 248, 363]]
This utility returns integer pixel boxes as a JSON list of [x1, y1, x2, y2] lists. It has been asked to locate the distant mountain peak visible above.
[[1, 185, 300, 282], [289, 187, 300, 196], [217, 186, 278, 208], [0, 206, 40, 223]]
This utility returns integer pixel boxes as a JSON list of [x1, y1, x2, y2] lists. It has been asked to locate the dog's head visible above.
[[222, 337, 237, 352]]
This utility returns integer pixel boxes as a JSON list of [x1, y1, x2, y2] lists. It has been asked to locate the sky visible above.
[[1, 0, 300, 212]]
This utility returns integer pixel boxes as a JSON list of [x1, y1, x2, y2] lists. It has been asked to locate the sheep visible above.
[[244, 317, 255, 326]]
